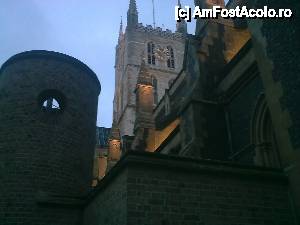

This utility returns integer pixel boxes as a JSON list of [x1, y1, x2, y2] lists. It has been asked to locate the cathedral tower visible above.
[[113, 0, 186, 140]]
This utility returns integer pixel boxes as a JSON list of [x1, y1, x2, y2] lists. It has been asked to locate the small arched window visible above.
[[152, 77, 158, 105], [38, 89, 65, 113], [42, 98, 61, 110], [167, 46, 175, 69], [147, 42, 156, 65]]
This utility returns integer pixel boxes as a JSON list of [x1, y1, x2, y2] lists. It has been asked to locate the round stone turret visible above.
[[0, 50, 101, 224]]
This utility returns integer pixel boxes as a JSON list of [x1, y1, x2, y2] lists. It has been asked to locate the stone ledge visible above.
[[132, 23, 186, 40], [36, 191, 86, 208], [86, 151, 288, 204]]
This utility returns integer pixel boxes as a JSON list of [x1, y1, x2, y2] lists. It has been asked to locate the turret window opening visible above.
[[167, 46, 175, 69], [42, 98, 61, 110], [147, 42, 156, 65], [38, 89, 65, 113]]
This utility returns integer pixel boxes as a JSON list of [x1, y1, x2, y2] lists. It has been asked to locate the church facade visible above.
[[103, 0, 300, 223]]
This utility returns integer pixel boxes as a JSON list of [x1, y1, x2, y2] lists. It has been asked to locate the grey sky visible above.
[[0, 0, 227, 127]]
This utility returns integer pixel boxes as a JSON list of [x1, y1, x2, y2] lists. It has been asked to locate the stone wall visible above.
[[246, 0, 300, 218], [84, 152, 297, 225], [83, 170, 127, 225], [0, 50, 100, 225]]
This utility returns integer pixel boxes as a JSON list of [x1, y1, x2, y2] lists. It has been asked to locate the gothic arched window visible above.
[[251, 94, 281, 168], [147, 42, 156, 65], [153, 77, 158, 104], [167, 46, 175, 69]]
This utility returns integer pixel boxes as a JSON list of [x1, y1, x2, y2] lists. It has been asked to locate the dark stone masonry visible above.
[[84, 152, 296, 225], [0, 50, 100, 225]]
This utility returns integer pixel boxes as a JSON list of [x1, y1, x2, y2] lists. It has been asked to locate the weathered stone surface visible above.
[[84, 152, 296, 225], [113, 24, 186, 137], [0, 50, 100, 225]]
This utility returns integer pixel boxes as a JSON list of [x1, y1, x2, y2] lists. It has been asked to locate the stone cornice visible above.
[[86, 151, 288, 204]]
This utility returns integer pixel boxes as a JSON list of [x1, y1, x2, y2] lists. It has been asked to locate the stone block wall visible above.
[[84, 152, 297, 225], [246, 0, 300, 218], [83, 170, 127, 225], [0, 50, 100, 225]]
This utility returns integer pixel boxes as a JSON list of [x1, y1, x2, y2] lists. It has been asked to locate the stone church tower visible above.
[[112, 0, 187, 140]]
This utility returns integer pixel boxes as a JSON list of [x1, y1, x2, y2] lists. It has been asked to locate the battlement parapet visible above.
[[133, 23, 185, 40]]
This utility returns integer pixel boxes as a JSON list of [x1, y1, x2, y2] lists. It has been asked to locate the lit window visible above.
[[147, 42, 156, 65]]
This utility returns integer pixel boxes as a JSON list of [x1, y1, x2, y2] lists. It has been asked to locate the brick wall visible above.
[[246, 0, 300, 150], [84, 152, 297, 225], [246, 0, 300, 218], [83, 170, 127, 225], [0, 50, 100, 225]]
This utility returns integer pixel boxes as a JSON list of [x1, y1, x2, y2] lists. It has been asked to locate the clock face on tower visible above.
[[154, 46, 170, 62]]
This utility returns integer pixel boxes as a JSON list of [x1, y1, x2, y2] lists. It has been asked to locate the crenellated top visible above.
[[131, 23, 185, 40]]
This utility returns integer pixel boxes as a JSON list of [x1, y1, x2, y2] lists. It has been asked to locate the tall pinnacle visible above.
[[118, 17, 124, 42], [176, 0, 187, 34], [177, 0, 182, 7], [127, 0, 138, 28], [119, 17, 123, 34], [128, 0, 137, 14]]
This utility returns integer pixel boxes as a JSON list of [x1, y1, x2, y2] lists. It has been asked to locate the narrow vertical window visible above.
[[251, 94, 281, 168], [147, 42, 156, 65], [167, 46, 175, 69]]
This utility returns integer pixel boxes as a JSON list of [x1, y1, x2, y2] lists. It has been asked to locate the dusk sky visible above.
[[1, 0, 227, 127]]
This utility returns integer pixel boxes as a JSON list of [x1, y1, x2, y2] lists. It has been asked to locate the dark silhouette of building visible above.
[[0, 50, 101, 225]]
